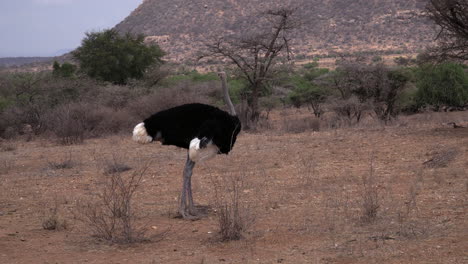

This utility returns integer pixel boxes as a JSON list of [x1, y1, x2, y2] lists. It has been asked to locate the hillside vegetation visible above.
[[115, 0, 435, 61]]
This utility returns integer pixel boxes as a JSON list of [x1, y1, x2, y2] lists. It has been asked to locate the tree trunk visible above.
[[249, 84, 261, 122]]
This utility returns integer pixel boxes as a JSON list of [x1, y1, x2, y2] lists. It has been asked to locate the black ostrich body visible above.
[[143, 103, 241, 154], [132, 72, 240, 219]]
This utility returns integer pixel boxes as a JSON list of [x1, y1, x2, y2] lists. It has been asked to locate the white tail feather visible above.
[[132, 122, 152, 144]]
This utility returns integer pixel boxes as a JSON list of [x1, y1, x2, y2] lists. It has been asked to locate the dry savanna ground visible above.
[[0, 109, 467, 264]]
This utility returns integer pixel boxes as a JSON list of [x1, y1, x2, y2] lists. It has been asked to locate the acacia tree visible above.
[[204, 8, 298, 126], [426, 0, 468, 61]]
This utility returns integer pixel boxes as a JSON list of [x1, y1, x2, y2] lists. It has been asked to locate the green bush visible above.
[[73, 29, 165, 84], [303, 62, 319, 69], [227, 78, 249, 104], [162, 71, 219, 86], [0, 96, 13, 113], [190, 71, 218, 82], [287, 75, 327, 117], [415, 63, 468, 109], [162, 74, 191, 86], [53, 61, 77, 78], [304, 67, 329, 81], [302, 60, 329, 81]]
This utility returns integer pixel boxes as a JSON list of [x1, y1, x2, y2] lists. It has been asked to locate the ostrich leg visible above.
[[187, 166, 196, 215], [179, 154, 196, 219]]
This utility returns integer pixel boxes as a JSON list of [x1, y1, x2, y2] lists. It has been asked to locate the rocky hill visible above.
[[115, 0, 436, 62]]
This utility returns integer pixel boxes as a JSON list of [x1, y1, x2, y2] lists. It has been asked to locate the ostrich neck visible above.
[[221, 74, 237, 116]]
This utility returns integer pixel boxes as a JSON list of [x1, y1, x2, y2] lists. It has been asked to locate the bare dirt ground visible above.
[[1, 110, 467, 264]]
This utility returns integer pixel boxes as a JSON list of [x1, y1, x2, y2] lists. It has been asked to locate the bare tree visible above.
[[426, 0, 468, 61], [203, 7, 298, 127]]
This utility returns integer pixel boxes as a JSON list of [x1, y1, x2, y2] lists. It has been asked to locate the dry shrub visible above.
[[397, 169, 426, 238], [92, 84, 136, 109], [1, 126, 18, 139], [255, 117, 274, 131], [212, 172, 255, 241], [330, 96, 368, 126], [0, 103, 50, 137], [142, 64, 171, 87], [236, 98, 275, 131], [44, 103, 88, 144], [360, 158, 380, 223], [236, 99, 252, 130], [242, 116, 273, 132], [0, 111, 17, 139], [0, 142, 16, 152], [259, 96, 282, 119], [44, 102, 137, 144], [282, 116, 320, 133], [93, 109, 136, 135], [129, 81, 213, 119], [76, 161, 148, 243]]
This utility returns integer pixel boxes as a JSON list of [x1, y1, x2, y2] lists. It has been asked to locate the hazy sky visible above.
[[0, 0, 143, 57]]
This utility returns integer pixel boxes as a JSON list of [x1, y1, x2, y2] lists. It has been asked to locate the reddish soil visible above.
[[1, 110, 467, 264]]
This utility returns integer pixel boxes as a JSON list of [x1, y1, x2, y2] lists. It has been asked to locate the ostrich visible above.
[[132, 72, 241, 219]]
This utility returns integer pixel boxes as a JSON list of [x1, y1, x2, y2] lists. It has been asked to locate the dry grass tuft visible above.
[[0, 157, 14, 175], [104, 162, 132, 175], [423, 148, 458, 168], [396, 169, 426, 238], [42, 200, 68, 231], [47, 152, 76, 170], [99, 154, 132, 175], [299, 155, 317, 187], [212, 172, 255, 241]]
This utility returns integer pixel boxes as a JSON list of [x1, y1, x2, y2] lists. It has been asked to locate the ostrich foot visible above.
[[176, 208, 200, 220], [177, 211, 200, 220], [175, 205, 210, 220]]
